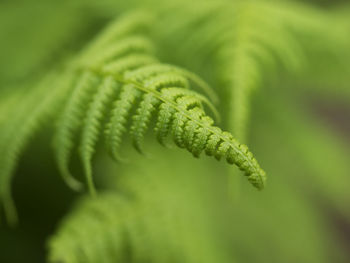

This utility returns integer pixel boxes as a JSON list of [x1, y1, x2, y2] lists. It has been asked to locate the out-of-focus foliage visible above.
[[49, 147, 232, 263], [0, 0, 349, 262]]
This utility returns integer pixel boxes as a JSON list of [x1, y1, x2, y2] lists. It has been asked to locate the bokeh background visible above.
[[0, 0, 349, 262]]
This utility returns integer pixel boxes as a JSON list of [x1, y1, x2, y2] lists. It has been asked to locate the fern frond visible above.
[[81, 10, 154, 57], [130, 93, 160, 153], [156, 0, 348, 142], [193, 1, 306, 139], [103, 75, 266, 189], [50, 13, 266, 193], [79, 76, 119, 196], [47, 193, 184, 263], [54, 71, 100, 192], [105, 84, 141, 161], [49, 152, 232, 263], [0, 10, 267, 224], [0, 71, 75, 224]]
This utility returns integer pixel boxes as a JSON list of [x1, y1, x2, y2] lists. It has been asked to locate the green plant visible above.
[[0, 0, 349, 262]]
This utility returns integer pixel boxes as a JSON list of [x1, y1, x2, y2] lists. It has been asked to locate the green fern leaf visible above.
[[54, 71, 100, 192], [79, 76, 119, 196], [105, 84, 141, 161], [51, 13, 266, 193], [130, 93, 160, 153], [0, 10, 267, 224], [157, 0, 345, 141]]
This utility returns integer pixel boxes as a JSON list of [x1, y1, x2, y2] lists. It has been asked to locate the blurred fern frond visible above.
[[49, 145, 231, 263], [154, 0, 350, 139], [0, 71, 76, 224]]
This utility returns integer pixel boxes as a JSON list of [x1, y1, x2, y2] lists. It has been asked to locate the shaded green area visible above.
[[0, 0, 349, 262]]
